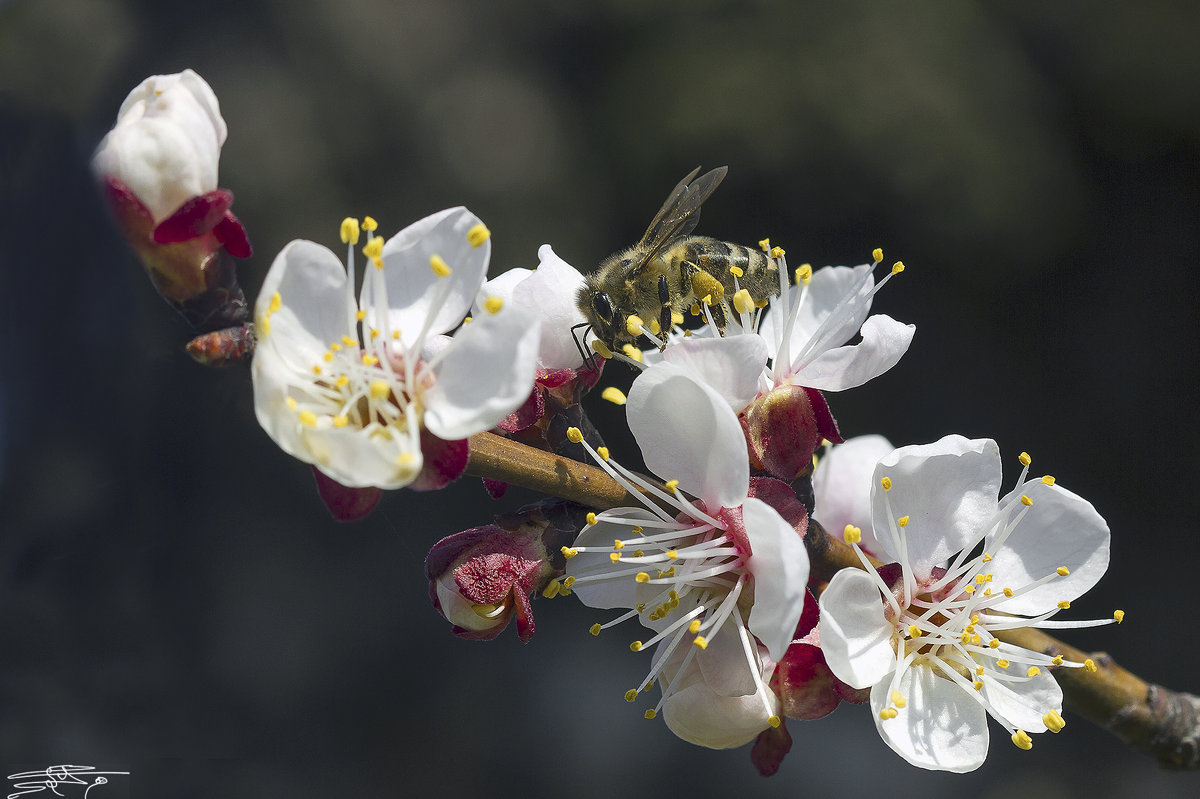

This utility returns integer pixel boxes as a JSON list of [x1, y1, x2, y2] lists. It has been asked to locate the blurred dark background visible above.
[[1, 1, 1198, 797]]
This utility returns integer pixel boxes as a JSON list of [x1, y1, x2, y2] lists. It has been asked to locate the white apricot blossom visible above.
[[818, 435, 1120, 772], [93, 69, 226, 222], [252, 209, 540, 489], [557, 362, 809, 747], [812, 434, 897, 559]]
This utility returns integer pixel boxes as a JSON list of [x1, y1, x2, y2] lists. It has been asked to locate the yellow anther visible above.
[[621, 344, 644, 362], [644, 709, 657, 720], [907, 625, 922, 639], [982, 552, 993, 562], [362, 216, 378, 232], [268, 292, 282, 314], [973, 680, 983, 690], [589, 622, 602, 636], [668, 590, 678, 602], [632, 526, 644, 535], [430, 254, 451, 277], [1027, 666, 1042, 677], [890, 690, 906, 708], [591, 340, 614, 359], [626, 315, 644, 336], [1056, 566, 1070, 576], [566, 426, 584, 443], [466, 223, 491, 247], [369, 379, 391, 400], [768, 715, 782, 729], [1042, 475, 1056, 485], [964, 585, 975, 595], [997, 659, 1010, 669], [1044, 710, 1066, 732], [971, 614, 980, 624], [732, 288, 755, 315], [541, 580, 561, 599], [362, 237, 383, 260], [648, 319, 661, 335], [976, 665, 985, 676], [729, 266, 744, 278], [1051, 655, 1064, 666], [596, 446, 610, 461], [671, 311, 685, 325], [1114, 609, 1125, 623], [609, 553, 621, 563], [1011, 730, 1033, 751], [1020, 495, 1033, 507], [664, 480, 679, 494], [335, 375, 349, 388], [758, 238, 771, 252], [285, 397, 298, 411], [692, 636, 708, 650], [770, 246, 785, 259], [879, 708, 898, 720], [562, 576, 575, 589], [666, 550, 679, 560], [1084, 658, 1098, 672], [484, 296, 503, 314], [630, 641, 642, 652], [392, 330, 401, 339], [298, 410, 318, 427], [1003, 587, 1015, 597], [323, 352, 334, 364], [332, 415, 348, 428], [624, 689, 637, 702], [332, 341, 344, 351], [369, 329, 381, 340], [613, 539, 625, 550], [585, 512, 597, 526], [843, 525, 862, 544], [891, 261, 905, 275], [795, 265, 812, 284], [989, 639, 1001, 649], [897, 515, 909, 528], [635, 572, 650, 583], [356, 309, 367, 322], [1019, 451, 1032, 466], [1057, 600, 1071, 610], [633, 549, 644, 557], [872, 247, 883, 263], [601, 387, 627, 405], [688, 619, 702, 634], [701, 294, 713, 305], [341, 218, 361, 245], [881, 476, 892, 491], [975, 574, 987, 585], [312, 365, 323, 375], [361, 354, 379, 366]]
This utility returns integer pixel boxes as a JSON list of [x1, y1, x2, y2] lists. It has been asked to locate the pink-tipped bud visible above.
[[742, 384, 842, 481]]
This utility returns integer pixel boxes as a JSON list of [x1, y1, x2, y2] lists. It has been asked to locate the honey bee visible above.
[[573, 166, 779, 364]]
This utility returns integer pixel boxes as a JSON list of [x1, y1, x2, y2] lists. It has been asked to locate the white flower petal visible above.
[[986, 478, 1110, 615], [565, 510, 668, 611], [818, 569, 897, 689], [422, 306, 540, 440], [626, 362, 749, 510], [979, 643, 1063, 732], [813, 434, 895, 558], [519, 244, 590, 369], [743, 497, 810, 661], [377, 207, 491, 340], [872, 666, 989, 772], [789, 314, 915, 391], [872, 436, 1001, 577], [660, 644, 779, 749], [695, 617, 758, 697], [257, 240, 353, 358], [662, 335, 769, 412], [474, 268, 531, 313]]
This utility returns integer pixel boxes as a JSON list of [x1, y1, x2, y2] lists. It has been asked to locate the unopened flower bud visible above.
[[742, 384, 842, 481]]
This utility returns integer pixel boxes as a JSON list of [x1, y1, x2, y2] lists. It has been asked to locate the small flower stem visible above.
[[466, 434, 1200, 770]]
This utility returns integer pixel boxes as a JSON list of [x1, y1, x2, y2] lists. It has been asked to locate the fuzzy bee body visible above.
[[575, 167, 780, 360]]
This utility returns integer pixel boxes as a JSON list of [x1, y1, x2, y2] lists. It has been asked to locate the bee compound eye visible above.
[[592, 292, 615, 323]]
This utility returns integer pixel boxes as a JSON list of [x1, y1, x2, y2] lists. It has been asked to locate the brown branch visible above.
[[465, 431, 1200, 770]]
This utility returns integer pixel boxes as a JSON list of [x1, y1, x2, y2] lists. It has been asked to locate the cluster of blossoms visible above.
[[97, 69, 1125, 777]]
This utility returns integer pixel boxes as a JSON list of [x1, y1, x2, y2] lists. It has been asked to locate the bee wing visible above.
[[632, 166, 728, 275]]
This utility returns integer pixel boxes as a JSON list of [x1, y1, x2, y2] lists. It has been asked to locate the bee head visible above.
[[590, 291, 615, 325]]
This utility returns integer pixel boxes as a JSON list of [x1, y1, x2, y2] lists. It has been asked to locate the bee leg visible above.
[[708, 299, 728, 334], [657, 275, 673, 349]]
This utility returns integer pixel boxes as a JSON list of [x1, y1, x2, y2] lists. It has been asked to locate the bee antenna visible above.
[[571, 321, 596, 372]]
